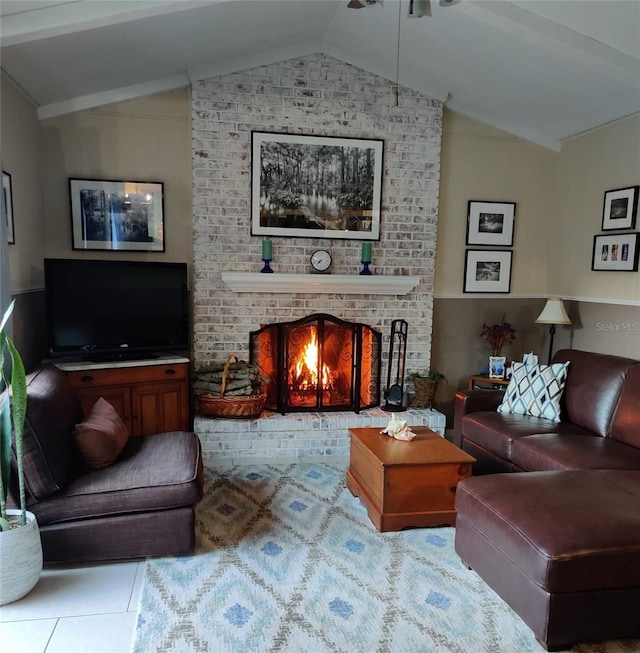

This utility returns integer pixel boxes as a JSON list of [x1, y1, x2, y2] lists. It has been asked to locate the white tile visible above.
[[128, 562, 146, 612], [46, 612, 137, 653], [0, 562, 139, 622], [0, 617, 57, 653]]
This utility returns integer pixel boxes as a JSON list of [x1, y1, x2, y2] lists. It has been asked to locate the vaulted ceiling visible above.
[[1, 0, 639, 150]]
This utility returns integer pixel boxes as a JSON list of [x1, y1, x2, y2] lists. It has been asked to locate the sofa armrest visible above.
[[453, 390, 505, 448]]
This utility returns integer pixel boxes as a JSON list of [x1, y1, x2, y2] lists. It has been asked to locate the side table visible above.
[[467, 375, 510, 391]]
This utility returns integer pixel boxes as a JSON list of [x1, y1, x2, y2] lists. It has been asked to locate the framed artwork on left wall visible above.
[[3, 171, 15, 244], [69, 178, 165, 251]]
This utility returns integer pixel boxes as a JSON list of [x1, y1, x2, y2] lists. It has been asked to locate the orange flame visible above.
[[291, 330, 332, 390]]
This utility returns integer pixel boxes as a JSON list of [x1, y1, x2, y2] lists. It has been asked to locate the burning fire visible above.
[[290, 330, 334, 391]]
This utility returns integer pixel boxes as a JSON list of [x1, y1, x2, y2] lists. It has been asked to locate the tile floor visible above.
[[0, 561, 143, 653], [0, 455, 351, 653]]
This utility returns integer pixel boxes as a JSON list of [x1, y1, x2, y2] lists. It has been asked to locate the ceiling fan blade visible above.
[[439, 0, 462, 6], [347, 0, 366, 7]]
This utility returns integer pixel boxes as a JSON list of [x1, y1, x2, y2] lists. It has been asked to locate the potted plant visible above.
[[0, 300, 42, 606], [409, 368, 445, 409]]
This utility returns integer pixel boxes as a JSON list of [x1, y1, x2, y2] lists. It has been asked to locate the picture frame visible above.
[[69, 178, 164, 251], [251, 131, 383, 241], [591, 233, 640, 272], [2, 171, 15, 244], [601, 186, 638, 231], [466, 201, 515, 246], [489, 356, 507, 379], [463, 249, 513, 293]]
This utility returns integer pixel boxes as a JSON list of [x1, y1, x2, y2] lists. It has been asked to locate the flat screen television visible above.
[[45, 258, 189, 360]]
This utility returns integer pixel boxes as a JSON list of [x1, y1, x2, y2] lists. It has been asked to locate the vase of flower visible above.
[[481, 319, 516, 358]]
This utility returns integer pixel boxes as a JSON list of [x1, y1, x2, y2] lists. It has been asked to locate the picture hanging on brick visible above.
[[251, 131, 383, 240], [194, 355, 268, 419]]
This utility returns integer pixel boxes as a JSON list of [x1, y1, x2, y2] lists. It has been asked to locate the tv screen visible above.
[[45, 258, 189, 360]]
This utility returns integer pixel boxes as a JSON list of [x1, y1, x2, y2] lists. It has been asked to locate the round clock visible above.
[[310, 249, 332, 273]]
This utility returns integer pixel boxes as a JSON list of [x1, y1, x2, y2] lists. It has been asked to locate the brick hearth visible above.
[[195, 407, 445, 462]]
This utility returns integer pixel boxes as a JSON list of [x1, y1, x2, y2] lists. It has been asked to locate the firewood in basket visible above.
[[193, 379, 253, 394], [196, 367, 260, 383]]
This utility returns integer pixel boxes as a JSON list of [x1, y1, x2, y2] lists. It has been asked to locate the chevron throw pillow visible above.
[[497, 361, 570, 422]]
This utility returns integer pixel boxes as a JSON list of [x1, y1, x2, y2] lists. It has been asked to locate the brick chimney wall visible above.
[[191, 54, 442, 374]]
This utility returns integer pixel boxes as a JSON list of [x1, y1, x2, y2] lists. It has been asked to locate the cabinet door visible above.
[[132, 381, 188, 436], [74, 386, 133, 433]]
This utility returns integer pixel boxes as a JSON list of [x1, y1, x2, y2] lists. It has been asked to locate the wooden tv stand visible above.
[[55, 356, 190, 436]]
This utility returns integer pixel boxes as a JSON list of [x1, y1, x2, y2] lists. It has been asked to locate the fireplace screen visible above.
[[250, 313, 381, 414]]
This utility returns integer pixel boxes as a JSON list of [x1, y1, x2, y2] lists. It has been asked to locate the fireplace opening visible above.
[[250, 313, 381, 414]]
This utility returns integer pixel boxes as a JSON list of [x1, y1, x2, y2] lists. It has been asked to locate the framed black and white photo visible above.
[[69, 178, 164, 251], [251, 132, 383, 240], [464, 249, 513, 293], [466, 201, 515, 246], [602, 186, 638, 231], [2, 171, 14, 244], [592, 233, 640, 272]]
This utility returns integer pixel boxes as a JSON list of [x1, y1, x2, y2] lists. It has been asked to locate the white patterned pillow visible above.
[[497, 362, 570, 422]]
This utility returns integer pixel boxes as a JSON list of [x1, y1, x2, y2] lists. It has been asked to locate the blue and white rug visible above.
[[133, 463, 639, 652]]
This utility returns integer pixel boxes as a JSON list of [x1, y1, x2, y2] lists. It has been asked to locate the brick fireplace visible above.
[[190, 53, 443, 458]]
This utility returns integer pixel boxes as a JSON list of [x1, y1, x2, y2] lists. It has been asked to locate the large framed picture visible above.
[[601, 186, 638, 231], [251, 132, 383, 240], [69, 178, 164, 251], [592, 233, 640, 272], [466, 201, 515, 246], [3, 171, 14, 244], [464, 249, 513, 293]]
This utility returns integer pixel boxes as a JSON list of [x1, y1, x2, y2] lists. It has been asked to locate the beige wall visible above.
[[549, 113, 640, 303], [1, 73, 44, 293], [436, 110, 556, 297], [39, 88, 193, 268]]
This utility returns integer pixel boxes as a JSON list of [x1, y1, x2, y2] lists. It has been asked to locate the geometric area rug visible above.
[[132, 463, 639, 653]]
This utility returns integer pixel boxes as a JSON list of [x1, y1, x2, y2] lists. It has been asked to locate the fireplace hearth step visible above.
[[195, 407, 445, 462]]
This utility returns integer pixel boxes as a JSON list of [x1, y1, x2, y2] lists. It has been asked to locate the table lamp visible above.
[[535, 299, 571, 365]]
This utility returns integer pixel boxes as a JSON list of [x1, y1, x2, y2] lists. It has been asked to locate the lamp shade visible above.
[[535, 299, 571, 325]]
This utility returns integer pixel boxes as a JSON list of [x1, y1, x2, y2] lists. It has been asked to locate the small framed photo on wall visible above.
[[601, 186, 638, 231], [466, 201, 515, 246], [463, 249, 513, 293], [592, 233, 640, 272]]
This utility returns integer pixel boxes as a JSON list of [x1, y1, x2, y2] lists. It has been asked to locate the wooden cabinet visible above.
[[61, 358, 190, 436]]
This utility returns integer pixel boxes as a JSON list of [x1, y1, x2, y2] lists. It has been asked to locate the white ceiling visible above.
[[1, 0, 639, 150]]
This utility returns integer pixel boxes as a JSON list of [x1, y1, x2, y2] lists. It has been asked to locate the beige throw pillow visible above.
[[73, 397, 129, 469]]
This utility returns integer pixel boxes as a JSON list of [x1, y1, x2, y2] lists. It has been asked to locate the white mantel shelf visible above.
[[221, 272, 420, 295]]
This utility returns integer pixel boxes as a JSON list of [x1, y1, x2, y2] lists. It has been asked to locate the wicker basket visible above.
[[196, 354, 266, 419], [411, 377, 439, 409]]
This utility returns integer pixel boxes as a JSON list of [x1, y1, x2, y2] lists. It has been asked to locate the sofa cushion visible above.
[[511, 433, 640, 472], [609, 364, 640, 448], [20, 366, 83, 500], [461, 411, 591, 461], [553, 349, 636, 437], [455, 470, 640, 593], [73, 398, 129, 470], [497, 362, 569, 422], [28, 431, 203, 526]]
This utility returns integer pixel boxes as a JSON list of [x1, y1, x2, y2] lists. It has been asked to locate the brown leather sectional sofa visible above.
[[452, 349, 640, 651], [7, 365, 203, 564]]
